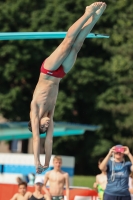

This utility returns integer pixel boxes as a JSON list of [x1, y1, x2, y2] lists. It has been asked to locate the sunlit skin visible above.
[[129, 172, 133, 194], [53, 159, 62, 170], [43, 157, 70, 200], [18, 185, 27, 196], [93, 161, 107, 190], [30, 2, 107, 174], [40, 117, 50, 132], [114, 152, 124, 162], [10, 184, 28, 200], [35, 183, 43, 191]]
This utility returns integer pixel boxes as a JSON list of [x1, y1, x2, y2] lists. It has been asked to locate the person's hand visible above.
[[108, 146, 115, 157], [123, 146, 130, 155]]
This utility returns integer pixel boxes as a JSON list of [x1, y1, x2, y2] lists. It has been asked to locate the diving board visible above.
[[0, 122, 100, 141], [0, 32, 109, 40]]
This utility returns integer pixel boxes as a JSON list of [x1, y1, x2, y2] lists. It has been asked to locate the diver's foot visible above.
[[85, 2, 103, 17], [93, 2, 107, 20], [36, 164, 44, 174], [36, 165, 49, 174]]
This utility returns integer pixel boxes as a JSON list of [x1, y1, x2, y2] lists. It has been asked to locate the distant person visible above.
[[43, 155, 69, 200], [25, 176, 50, 200], [28, 2, 107, 174], [93, 158, 107, 200], [129, 172, 133, 200], [10, 182, 28, 200], [99, 145, 133, 200]]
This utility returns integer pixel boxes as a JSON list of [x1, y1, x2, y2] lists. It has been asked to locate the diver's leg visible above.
[[62, 2, 107, 73], [43, 2, 101, 71]]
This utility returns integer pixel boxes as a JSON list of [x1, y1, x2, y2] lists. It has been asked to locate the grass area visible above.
[[73, 176, 95, 188]]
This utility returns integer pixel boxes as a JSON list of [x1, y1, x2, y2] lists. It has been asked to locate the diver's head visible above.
[[28, 117, 50, 134]]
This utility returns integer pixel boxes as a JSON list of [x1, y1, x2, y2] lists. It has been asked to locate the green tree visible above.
[[95, 0, 133, 149]]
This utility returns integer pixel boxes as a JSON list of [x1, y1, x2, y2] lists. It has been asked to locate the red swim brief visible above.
[[40, 60, 66, 78]]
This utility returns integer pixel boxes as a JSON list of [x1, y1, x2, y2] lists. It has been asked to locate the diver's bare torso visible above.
[[31, 73, 60, 117]]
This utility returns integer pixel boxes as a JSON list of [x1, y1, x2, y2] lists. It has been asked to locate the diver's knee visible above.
[[72, 42, 83, 53], [46, 138, 53, 144], [62, 38, 73, 52]]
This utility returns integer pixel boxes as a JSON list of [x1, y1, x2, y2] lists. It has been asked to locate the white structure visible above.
[[0, 153, 75, 185]]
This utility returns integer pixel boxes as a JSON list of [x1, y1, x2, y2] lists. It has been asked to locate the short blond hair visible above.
[[53, 155, 62, 162]]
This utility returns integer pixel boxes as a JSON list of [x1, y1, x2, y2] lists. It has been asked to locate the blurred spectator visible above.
[[93, 158, 107, 200], [43, 155, 69, 200], [10, 182, 28, 200], [99, 145, 133, 200], [25, 176, 50, 200]]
